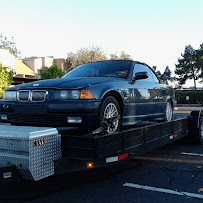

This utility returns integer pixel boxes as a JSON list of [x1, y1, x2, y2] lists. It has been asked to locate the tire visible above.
[[99, 96, 121, 134], [164, 101, 173, 122], [198, 116, 203, 145], [184, 115, 203, 145]]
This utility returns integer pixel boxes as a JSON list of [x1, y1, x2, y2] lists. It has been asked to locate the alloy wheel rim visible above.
[[103, 103, 119, 133], [166, 102, 172, 121], [200, 118, 203, 140]]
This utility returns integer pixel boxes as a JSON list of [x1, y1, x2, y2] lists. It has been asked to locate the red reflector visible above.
[[173, 134, 177, 138], [118, 153, 128, 161], [34, 139, 46, 146], [34, 141, 39, 146]]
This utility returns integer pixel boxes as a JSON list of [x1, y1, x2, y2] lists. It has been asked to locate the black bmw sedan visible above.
[[0, 60, 175, 133]]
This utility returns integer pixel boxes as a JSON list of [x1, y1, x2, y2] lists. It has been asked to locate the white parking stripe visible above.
[[181, 152, 203, 157], [123, 183, 203, 200]]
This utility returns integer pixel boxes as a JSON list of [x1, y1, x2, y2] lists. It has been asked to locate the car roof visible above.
[[83, 60, 149, 67]]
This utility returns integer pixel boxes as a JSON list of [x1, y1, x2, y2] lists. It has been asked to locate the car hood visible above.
[[8, 77, 124, 90]]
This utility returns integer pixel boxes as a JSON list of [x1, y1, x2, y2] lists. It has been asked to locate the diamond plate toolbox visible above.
[[0, 125, 61, 181]]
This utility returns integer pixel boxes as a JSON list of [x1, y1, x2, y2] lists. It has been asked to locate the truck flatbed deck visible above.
[[0, 110, 202, 183]]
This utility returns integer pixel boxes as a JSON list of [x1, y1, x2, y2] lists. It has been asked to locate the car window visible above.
[[133, 64, 154, 82], [63, 61, 132, 79], [150, 70, 159, 83]]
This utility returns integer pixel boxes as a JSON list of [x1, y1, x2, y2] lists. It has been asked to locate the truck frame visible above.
[[0, 110, 202, 183]]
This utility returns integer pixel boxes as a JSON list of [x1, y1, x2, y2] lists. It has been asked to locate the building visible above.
[[15, 59, 36, 78], [22, 56, 66, 77], [54, 58, 66, 72], [0, 48, 66, 84], [42, 56, 54, 68], [0, 49, 15, 71], [23, 57, 43, 77], [11, 60, 37, 85], [0, 49, 39, 85]]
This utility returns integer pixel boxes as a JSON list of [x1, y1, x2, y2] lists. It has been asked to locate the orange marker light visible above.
[[80, 90, 94, 99], [87, 162, 94, 168]]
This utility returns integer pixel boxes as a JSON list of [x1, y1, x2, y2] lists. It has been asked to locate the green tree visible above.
[[109, 53, 119, 60], [152, 66, 157, 71], [110, 51, 132, 60], [154, 66, 174, 85], [0, 63, 13, 98], [65, 46, 107, 72], [0, 33, 21, 57], [175, 45, 202, 90], [40, 65, 65, 79], [161, 66, 173, 85], [65, 47, 133, 73], [196, 43, 203, 83], [119, 51, 132, 60], [155, 70, 161, 78]]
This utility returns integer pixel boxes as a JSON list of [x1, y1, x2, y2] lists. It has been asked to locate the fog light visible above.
[[0, 114, 8, 121], [67, 117, 82, 124]]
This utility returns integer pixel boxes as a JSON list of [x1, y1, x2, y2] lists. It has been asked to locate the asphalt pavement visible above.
[[0, 107, 203, 203], [173, 106, 203, 119], [0, 139, 203, 203]]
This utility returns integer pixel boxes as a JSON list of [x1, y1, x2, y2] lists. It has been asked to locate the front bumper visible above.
[[0, 100, 101, 128]]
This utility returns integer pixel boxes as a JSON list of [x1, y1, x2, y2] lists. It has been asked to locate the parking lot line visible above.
[[181, 152, 203, 157], [123, 183, 203, 200]]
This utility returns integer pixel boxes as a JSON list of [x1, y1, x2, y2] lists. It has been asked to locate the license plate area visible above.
[[14, 105, 47, 114]]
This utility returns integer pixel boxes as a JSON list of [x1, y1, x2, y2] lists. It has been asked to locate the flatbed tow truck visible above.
[[0, 110, 202, 183]]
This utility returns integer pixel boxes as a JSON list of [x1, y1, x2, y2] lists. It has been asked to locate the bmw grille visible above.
[[17, 90, 48, 102]]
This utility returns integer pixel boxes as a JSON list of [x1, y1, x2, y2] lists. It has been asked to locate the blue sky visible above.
[[0, 0, 203, 87]]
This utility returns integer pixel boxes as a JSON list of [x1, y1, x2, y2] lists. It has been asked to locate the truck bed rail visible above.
[[61, 118, 189, 161]]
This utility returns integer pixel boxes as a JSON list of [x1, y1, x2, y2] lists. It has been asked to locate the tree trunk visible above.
[[192, 67, 197, 91], [193, 77, 197, 91]]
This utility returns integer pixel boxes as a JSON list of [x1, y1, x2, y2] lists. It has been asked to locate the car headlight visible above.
[[3, 91, 17, 101], [54, 90, 94, 100], [54, 90, 80, 100]]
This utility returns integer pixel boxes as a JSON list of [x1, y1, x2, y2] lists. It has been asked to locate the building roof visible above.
[[15, 59, 36, 76]]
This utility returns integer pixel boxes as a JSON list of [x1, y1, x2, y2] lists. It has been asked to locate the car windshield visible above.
[[63, 61, 132, 79]]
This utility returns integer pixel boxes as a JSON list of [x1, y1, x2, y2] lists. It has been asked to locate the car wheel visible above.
[[165, 101, 173, 121], [99, 96, 121, 134], [198, 116, 203, 145]]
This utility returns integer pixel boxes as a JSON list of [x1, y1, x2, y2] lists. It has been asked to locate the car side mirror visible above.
[[134, 72, 148, 81]]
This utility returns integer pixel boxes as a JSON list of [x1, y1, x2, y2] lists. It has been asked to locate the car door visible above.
[[132, 64, 163, 118], [149, 67, 166, 114]]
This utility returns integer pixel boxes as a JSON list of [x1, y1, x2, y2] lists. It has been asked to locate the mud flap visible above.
[[0, 165, 22, 183], [188, 110, 203, 145]]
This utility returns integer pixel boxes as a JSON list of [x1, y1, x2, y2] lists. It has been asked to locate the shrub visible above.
[[175, 90, 203, 104], [0, 63, 13, 98], [40, 65, 65, 79]]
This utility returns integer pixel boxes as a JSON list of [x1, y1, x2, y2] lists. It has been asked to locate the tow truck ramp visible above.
[[0, 110, 202, 183]]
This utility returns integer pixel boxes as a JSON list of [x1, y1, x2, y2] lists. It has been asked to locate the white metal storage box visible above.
[[0, 125, 61, 181]]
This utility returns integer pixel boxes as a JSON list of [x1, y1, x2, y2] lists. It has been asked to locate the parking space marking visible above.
[[123, 183, 203, 200], [182, 152, 203, 157]]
